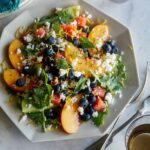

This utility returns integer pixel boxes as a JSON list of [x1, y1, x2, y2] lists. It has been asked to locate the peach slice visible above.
[[8, 39, 24, 70], [3, 69, 32, 92], [61, 101, 80, 134]]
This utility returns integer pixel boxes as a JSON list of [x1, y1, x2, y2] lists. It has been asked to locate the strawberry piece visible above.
[[92, 86, 106, 98], [51, 94, 61, 105], [55, 52, 64, 59], [76, 16, 87, 27], [93, 96, 106, 112], [62, 24, 76, 36], [35, 27, 46, 38]]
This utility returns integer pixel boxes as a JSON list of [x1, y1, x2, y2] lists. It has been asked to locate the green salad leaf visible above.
[[79, 37, 95, 48], [52, 22, 61, 33], [21, 84, 52, 109], [74, 78, 87, 93], [27, 112, 45, 125], [92, 108, 108, 127], [56, 58, 70, 69]]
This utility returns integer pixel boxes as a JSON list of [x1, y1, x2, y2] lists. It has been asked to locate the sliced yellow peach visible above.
[[61, 101, 80, 134], [8, 39, 24, 70], [88, 24, 109, 55], [3, 69, 32, 92]]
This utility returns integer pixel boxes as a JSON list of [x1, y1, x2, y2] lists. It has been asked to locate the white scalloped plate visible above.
[[0, 0, 139, 142]]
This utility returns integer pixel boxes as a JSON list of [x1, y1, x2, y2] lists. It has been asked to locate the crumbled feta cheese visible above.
[[96, 60, 102, 66], [21, 73, 24, 77], [121, 51, 124, 55], [59, 69, 68, 76], [61, 81, 68, 89], [51, 30, 56, 38], [92, 111, 98, 118], [60, 93, 66, 101], [70, 20, 77, 26], [86, 79, 91, 87], [26, 43, 34, 50], [66, 105, 71, 110], [72, 58, 78, 67], [56, 7, 62, 11], [105, 64, 113, 72], [45, 22, 50, 30], [71, 96, 78, 103], [23, 34, 33, 42], [19, 115, 27, 123], [74, 71, 82, 77], [16, 48, 21, 54], [105, 93, 114, 104], [28, 104, 32, 109], [78, 107, 84, 115], [37, 56, 43, 62], [22, 59, 27, 65], [57, 38, 63, 44], [87, 14, 92, 19]]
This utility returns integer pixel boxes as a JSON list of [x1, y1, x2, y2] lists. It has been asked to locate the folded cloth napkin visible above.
[[0, 0, 20, 13]]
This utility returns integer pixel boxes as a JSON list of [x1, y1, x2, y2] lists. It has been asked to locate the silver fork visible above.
[[85, 62, 149, 150]]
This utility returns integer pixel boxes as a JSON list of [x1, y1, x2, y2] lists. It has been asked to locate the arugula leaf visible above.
[[92, 108, 108, 127], [91, 59, 127, 92], [79, 37, 95, 48], [28, 112, 45, 125], [40, 70, 48, 84], [21, 84, 52, 109], [74, 78, 87, 93], [56, 58, 70, 69], [52, 22, 61, 33]]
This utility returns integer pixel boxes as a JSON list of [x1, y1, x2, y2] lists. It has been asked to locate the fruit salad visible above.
[[3, 6, 127, 133]]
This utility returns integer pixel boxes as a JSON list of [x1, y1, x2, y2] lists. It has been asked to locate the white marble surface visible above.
[[0, 0, 150, 150]]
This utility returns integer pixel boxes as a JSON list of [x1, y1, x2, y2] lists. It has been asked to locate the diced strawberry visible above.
[[93, 96, 106, 112], [79, 32, 87, 37], [55, 52, 64, 59], [62, 24, 76, 36], [35, 27, 46, 38], [51, 94, 61, 105], [92, 86, 106, 98], [76, 16, 87, 27]]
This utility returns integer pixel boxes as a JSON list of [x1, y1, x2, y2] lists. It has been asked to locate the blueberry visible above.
[[90, 81, 97, 88], [83, 87, 92, 95], [102, 44, 112, 53], [112, 46, 119, 54], [72, 37, 78, 46], [45, 57, 54, 65], [47, 73, 53, 82], [85, 105, 95, 115], [44, 48, 55, 56], [87, 94, 96, 104], [62, 90, 68, 96], [47, 36, 56, 45], [44, 110, 56, 119], [53, 84, 61, 94], [80, 113, 91, 121], [79, 98, 88, 107], [16, 79, 25, 87], [50, 66, 59, 76], [52, 45, 59, 52], [22, 65, 31, 75], [90, 77, 95, 82], [68, 69, 75, 80], [59, 75, 66, 81], [107, 39, 116, 47]]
